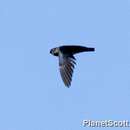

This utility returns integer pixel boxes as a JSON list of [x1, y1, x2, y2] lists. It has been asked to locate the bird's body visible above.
[[50, 45, 95, 87]]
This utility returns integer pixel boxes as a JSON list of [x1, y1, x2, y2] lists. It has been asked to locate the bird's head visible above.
[[50, 47, 59, 56]]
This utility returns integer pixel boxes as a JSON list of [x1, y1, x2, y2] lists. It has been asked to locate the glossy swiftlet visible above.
[[50, 45, 95, 87]]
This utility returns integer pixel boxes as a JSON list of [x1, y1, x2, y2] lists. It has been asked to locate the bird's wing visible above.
[[60, 45, 95, 55], [59, 54, 76, 87]]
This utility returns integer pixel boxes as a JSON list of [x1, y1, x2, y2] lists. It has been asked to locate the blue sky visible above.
[[0, 0, 130, 130]]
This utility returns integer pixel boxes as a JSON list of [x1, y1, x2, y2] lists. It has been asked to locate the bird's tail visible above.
[[71, 46, 95, 54], [85, 47, 95, 52]]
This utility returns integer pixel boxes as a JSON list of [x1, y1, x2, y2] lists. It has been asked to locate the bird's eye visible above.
[[50, 49, 54, 54]]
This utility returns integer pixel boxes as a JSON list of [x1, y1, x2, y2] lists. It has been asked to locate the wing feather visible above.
[[59, 55, 76, 87]]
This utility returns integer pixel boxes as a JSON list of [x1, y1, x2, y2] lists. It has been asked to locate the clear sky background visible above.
[[0, 0, 130, 130]]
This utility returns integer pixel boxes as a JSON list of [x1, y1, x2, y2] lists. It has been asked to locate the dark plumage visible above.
[[50, 45, 95, 87]]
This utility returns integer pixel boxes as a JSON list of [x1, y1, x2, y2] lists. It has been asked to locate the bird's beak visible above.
[[50, 49, 52, 54]]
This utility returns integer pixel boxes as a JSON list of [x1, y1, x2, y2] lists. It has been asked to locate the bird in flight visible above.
[[50, 45, 95, 87]]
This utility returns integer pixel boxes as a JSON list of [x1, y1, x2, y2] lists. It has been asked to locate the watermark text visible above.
[[82, 120, 130, 127]]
